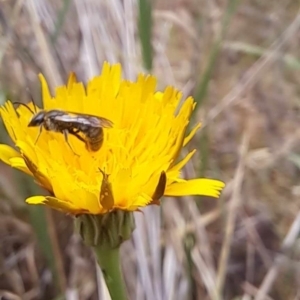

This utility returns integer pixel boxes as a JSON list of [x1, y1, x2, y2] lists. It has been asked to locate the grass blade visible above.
[[51, 0, 73, 45], [195, 0, 239, 177], [16, 173, 66, 295], [138, 0, 153, 71], [194, 0, 239, 107]]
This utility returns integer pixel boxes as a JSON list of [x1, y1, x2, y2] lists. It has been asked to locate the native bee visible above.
[[14, 103, 113, 153]]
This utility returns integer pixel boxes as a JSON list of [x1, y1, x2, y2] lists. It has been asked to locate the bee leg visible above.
[[34, 125, 43, 145], [69, 130, 87, 145], [63, 130, 79, 156]]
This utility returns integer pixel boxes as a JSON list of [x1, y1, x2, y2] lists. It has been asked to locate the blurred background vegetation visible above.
[[0, 0, 300, 299]]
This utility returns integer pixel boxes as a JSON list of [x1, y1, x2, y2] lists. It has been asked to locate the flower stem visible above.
[[94, 245, 127, 300]]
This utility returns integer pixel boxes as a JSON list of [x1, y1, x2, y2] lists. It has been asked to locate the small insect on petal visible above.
[[99, 169, 115, 211]]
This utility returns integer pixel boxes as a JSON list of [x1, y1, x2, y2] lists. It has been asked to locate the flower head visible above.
[[0, 62, 224, 215]]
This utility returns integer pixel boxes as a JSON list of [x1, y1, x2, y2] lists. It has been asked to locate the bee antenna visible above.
[[25, 88, 38, 113], [30, 97, 38, 113], [13, 102, 35, 115]]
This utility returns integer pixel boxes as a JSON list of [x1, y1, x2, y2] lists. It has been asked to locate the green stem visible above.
[[94, 246, 128, 300]]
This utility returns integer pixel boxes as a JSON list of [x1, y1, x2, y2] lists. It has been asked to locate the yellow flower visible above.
[[0, 62, 224, 215]]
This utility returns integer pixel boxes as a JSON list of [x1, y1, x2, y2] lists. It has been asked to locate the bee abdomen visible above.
[[85, 128, 104, 151]]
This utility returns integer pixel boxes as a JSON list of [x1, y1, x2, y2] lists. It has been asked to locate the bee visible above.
[[14, 102, 113, 153]]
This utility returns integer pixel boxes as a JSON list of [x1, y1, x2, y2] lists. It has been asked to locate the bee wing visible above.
[[79, 115, 113, 128], [55, 112, 113, 128]]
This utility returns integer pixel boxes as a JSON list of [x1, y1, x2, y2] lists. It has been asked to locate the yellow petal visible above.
[[0, 144, 33, 175], [38, 74, 53, 109], [125, 193, 152, 210], [183, 123, 201, 147], [0, 144, 21, 165], [10, 157, 32, 175], [26, 196, 49, 205], [67, 72, 77, 88], [22, 155, 52, 192], [165, 179, 225, 198], [26, 196, 89, 215], [168, 149, 196, 178], [169, 97, 195, 161]]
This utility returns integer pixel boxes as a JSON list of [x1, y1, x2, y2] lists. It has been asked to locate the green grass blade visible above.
[[224, 41, 300, 69], [194, 0, 239, 107], [50, 0, 72, 45], [138, 0, 153, 71], [195, 0, 239, 177], [16, 172, 65, 294]]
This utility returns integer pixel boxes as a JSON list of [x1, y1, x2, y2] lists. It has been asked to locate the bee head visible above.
[[28, 111, 45, 127]]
